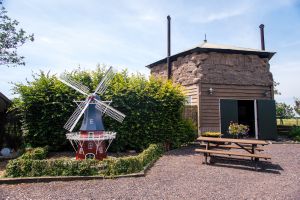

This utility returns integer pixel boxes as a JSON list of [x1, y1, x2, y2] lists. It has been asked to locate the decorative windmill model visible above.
[[58, 67, 125, 160]]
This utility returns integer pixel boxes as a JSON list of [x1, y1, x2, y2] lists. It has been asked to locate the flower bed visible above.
[[5, 144, 163, 178]]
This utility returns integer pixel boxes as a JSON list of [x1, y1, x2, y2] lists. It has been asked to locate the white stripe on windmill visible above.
[[58, 67, 125, 160]]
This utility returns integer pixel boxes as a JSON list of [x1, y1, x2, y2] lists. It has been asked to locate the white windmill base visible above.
[[66, 131, 116, 160]]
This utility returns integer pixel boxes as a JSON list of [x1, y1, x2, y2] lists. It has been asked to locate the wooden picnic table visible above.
[[196, 136, 271, 170]]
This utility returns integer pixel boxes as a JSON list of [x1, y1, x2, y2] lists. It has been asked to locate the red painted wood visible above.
[[75, 131, 107, 160]]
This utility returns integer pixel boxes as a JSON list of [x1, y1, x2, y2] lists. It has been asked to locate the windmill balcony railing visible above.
[[66, 132, 116, 141]]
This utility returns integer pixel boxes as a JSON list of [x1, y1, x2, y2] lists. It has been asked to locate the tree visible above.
[[273, 81, 281, 95], [0, 1, 34, 67], [276, 102, 295, 125], [295, 98, 300, 116]]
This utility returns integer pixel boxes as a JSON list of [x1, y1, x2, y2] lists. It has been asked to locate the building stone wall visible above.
[[150, 52, 273, 86]]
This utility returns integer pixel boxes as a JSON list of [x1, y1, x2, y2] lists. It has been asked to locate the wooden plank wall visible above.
[[183, 84, 199, 106], [182, 105, 198, 127], [200, 83, 272, 132]]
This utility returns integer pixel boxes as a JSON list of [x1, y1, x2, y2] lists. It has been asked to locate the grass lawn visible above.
[[277, 118, 300, 126]]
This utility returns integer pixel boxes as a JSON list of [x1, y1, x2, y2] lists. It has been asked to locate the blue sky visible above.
[[1, 0, 300, 106]]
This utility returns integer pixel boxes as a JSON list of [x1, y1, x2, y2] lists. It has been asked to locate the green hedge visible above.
[[5, 144, 164, 177], [289, 126, 300, 141], [19, 146, 49, 160], [12, 67, 197, 151]]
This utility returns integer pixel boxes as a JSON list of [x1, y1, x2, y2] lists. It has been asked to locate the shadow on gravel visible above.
[[165, 145, 198, 156], [208, 156, 283, 174]]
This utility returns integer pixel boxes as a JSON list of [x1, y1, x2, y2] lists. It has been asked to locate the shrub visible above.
[[19, 146, 48, 160], [5, 158, 101, 177], [5, 144, 164, 177], [13, 67, 196, 151], [137, 143, 164, 166], [289, 126, 300, 141], [201, 132, 221, 137]]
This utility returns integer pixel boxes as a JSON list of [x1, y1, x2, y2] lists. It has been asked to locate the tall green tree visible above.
[[0, 1, 34, 67], [276, 102, 295, 125], [273, 81, 281, 95], [295, 98, 300, 116]]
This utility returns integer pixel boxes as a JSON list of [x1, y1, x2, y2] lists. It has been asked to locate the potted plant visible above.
[[228, 122, 249, 139]]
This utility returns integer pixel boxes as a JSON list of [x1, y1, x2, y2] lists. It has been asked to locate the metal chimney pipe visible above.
[[259, 24, 265, 50], [167, 15, 171, 79]]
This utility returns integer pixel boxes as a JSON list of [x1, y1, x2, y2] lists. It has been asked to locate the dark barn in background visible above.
[[146, 24, 277, 140], [0, 92, 11, 148]]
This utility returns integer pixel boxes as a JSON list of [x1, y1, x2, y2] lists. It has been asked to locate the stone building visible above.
[[146, 42, 277, 140]]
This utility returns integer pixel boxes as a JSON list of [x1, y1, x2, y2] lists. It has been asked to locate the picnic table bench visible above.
[[196, 137, 271, 170]]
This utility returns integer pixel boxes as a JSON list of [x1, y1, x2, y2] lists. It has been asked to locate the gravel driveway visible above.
[[0, 144, 299, 200]]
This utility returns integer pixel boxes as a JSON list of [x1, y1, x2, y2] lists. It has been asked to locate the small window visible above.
[[88, 142, 93, 149], [185, 96, 192, 105], [98, 146, 103, 154], [88, 132, 94, 138], [79, 147, 83, 154]]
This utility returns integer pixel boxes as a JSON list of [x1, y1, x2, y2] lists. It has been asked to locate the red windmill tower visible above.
[[58, 67, 125, 160]]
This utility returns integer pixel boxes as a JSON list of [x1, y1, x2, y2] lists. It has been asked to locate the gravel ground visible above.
[[0, 144, 299, 200]]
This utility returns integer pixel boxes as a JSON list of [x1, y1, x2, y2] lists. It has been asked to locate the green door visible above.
[[220, 99, 238, 137], [257, 99, 278, 140]]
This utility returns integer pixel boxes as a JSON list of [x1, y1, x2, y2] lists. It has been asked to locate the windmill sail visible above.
[[94, 99, 125, 123], [59, 74, 90, 96], [93, 67, 115, 95], [64, 98, 91, 132]]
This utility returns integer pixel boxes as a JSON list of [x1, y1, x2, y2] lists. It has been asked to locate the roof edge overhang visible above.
[[146, 47, 276, 69], [0, 92, 11, 105]]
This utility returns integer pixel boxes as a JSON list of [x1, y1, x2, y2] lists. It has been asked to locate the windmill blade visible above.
[[93, 67, 115, 95], [64, 98, 91, 132], [94, 99, 125, 123], [58, 73, 90, 96]]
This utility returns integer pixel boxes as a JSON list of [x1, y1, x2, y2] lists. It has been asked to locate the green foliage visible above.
[[19, 146, 48, 160], [5, 158, 101, 177], [12, 71, 88, 150], [137, 143, 163, 166], [104, 157, 143, 176], [276, 103, 295, 121], [289, 126, 300, 142], [201, 132, 221, 137], [13, 66, 197, 151], [295, 98, 300, 116], [273, 81, 281, 95], [5, 144, 164, 177], [0, 1, 34, 67]]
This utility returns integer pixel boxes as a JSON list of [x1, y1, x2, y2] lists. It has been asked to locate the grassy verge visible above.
[[277, 119, 300, 126]]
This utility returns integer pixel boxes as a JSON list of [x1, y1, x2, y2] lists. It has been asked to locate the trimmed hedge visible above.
[[19, 146, 49, 160], [12, 67, 197, 151], [5, 144, 164, 177]]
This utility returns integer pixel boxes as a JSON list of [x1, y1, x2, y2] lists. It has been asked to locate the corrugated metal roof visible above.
[[198, 42, 267, 52], [146, 42, 276, 68]]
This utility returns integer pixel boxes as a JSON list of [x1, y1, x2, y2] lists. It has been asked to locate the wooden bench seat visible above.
[[199, 144, 265, 151], [195, 149, 271, 160]]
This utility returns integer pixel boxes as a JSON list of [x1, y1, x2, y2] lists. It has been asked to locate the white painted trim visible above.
[[254, 100, 259, 139]]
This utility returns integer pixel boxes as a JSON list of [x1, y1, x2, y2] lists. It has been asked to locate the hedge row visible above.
[[5, 144, 164, 177], [12, 67, 197, 151], [19, 146, 49, 160]]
